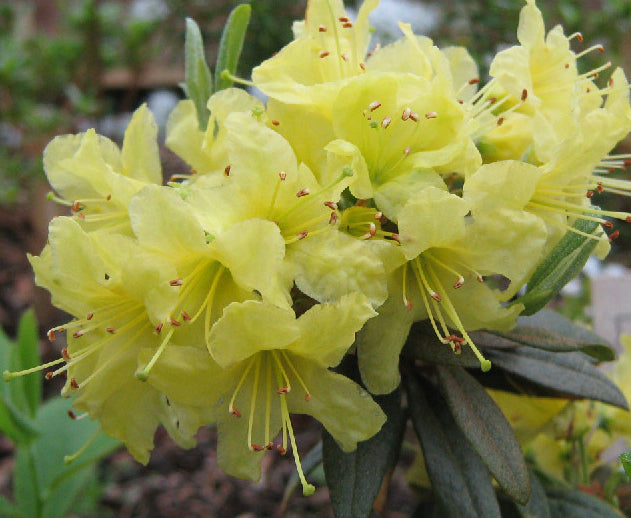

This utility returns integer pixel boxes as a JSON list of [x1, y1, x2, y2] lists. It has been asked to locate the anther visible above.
[[45, 372, 53, 380], [586, 191, 595, 198], [431, 291, 442, 302], [271, 119, 280, 126], [277, 386, 290, 394], [497, 117, 504, 126], [170, 278, 183, 286], [329, 212, 338, 224], [266, 442, 275, 450], [390, 233, 400, 243], [181, 311, 192, 321], [229, 406, 242, 418], [251, 444, 265, 452], [488, 97, 497, 104], [277, 445, 287, 455], [319, 50, 330, 58], [47, 329, 56, 342], [168, 318, 181, 327], [609, 77, 614, 86], [381, 116, 392, 128], [610, 231, 620, 241], [305, 393, 311, 401], [71, 201, 82, 212], [338, 16, 349, 22], [68, 409, 77, 419], [453, 276, 465, 289], [369, 101, 381, 111], [359, 62, 366, 71], [155, 322, 163, 334], [477, 276, 484, 283], [73, 330, 85, 338], [425, 112, 437, 119], [86, 312, 94, 320], [62, 348, 70, 360], [597, 183, 604, 193], [521, 89, 528, 101], [224, 165, 231, 177], [626, 216, 631, 223], [405, 300, 413, 310], [297, 230, 308, 240], [341, 53, 349, 61], [296, 188, 310, 197], [342, 22, 353, 28], [409, 112, 420, 122], [76, 212, 85, 220], [279, 171, 287, 181], [318, 24, 327, 32], [565, 63, 570, 69], [324, 201, 337, 210], [70, 378, 79, 389], [403, 146, 411, 156], [106, 327, 116, 334], [106, 194, 112, 200], [374, 212, 383, 220], [469, 78, 480, 85], [402, 107, 411, 120], [603, 221, 614, 229]]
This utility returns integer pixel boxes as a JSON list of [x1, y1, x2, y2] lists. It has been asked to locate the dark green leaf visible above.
[[323, 382, 404, 518], [516, 469, 551, 518], [622, 452, 631, 478], [545, 487, 624, 517], [15, 310, 42, 417], [15, 446, 40, 518], [486, 346, 628, 409], [0, 494, 21, 518], [0, 397, 38, 445], [184, 17, 213, 130], [405, 373, 502, 518], [406, 322, 480, 368], [515, 218, 601, 316], [436, 366, 530, 504], [214, 4, 251, 91], [488, 310, 615, 362], [281, 441, 322, 509]]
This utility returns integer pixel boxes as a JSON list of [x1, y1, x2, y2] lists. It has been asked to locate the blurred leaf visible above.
[[15, 310, 42, 417], [515, 219, 601, 316], [323, 381, 404, 518], [0, 494, 21, 518], [516, 469, 551, 518], [622, 452, 631, 478], [215, 4, 251, 91], [482, 310, 615, 362], [545, 487, 624, 517], [184, 17, 213, 130], [281, 441, 322, 508], [486, 346, 628, 409], [435, 366, 530, 504], [15, 447, 39, 518], [41, 466, 98, 518], [406, 373, 501, 518]]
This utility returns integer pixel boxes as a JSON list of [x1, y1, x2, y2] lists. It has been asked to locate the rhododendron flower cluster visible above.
[[6, 0, 631, 497]]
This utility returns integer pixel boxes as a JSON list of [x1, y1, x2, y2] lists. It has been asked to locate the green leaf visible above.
[[323, 359, 404, 518], [516, 469, 551, 518], [622, 452, 631, 478], [15, 310, 42, 417], [486, 346, 628, 409], [184, 17, 213, 130], [281, 442, 322, 509], [0, 396, 38, 445], [545, 487, 624, 517], [490, 310, 615, 362], [15, 447, 40, 518], [405, 322, 481, 368], [435, 366, 530, 504], [214, 4, 251, 92], [515, 218, 601, 315], [41, 467, 98, 518], [0, 494, 21, 518], [406, 373, 502, 518]]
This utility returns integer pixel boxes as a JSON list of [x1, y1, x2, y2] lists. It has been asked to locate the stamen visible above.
[[319, 50, 330, 58], [228, 356, 257, 417], [135, 328, 176, 381], [3, 356, 66, 381], [64, 427, 102, 465], [247, 355, 262, 451]]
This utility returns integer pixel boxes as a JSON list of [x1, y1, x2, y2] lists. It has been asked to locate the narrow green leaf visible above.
[[16, 310, 42, 417], [214, 4, 251, 92], [0, 396, 38, 444], [405, 373, 502, 518], [486, 346, 628, 409], [516, 469, 551, 518], [184, 17, 213, 130], [281, 442, 322, 508], [15, 446, 40, 518], [0, 494, 21, 518], [405, 322, 480, 368], [436, 366, 530, 504], [323, 363, 404, 518], [545, 487, 624, 517], [489, 310, 615, 362], [622, 452, 631, 478], [42, 467, 98, 518], [516, 218, 601, 316]]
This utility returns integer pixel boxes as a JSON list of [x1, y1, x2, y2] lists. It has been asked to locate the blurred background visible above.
[[0, 0, 630, 516]]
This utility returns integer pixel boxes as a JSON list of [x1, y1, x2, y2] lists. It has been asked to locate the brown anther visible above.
[[458, 99, 464, 104], [453, 341, 462, 354], [431, 292, 442, 302], [303, 393, 311, 402], [45, 371, 53, 380], [279, 171, 287, 180], [324, 201, 338, 210], [342, 21, 353, 28], [381, 116, 392, 128], [318, 24, 327, 32], [402, 107, 411, 120], [521, 89, 528, 101], [625, 160, 631, 166], [341, 53, 349, 61], [359, 62, 366, 71], [190, 169, 198, 175], [297, 230, 309, 240], [609, 77, 615, 86], [251, 444, 265, 452], [576, 33, 584, 43], [70, 378, 79, 389], [296, 188, 310, 197], [586, 87, 591, 93], [425, 111, 438, 119], [106, 327, 116, 334], [73, 330, 85, 338], [356, 199, 367, 207], [497, 117, 505, 126], [405, 300, 413, 310], [338, 16, 350, 22], [224, 165, 231, 176], [603, 221, 613, 229], [453, 277, 464, 289], [71, 201, 82, 212], [586, 190, 595, 198], [626, 216, 631, 223], [609, 168, 616, 173], [597, 45, 605, 53], [390, 233, 400, 243], [369, 101, 381, 111], [565, 63, 570, 69], [609, 230, 620, 241], [271, 119, 280, 126], [468, 78, 480, 85], [47, 329, 56, 342], [277, 445, 287, 455], [488, 97, 497, 104], [170, 278, 183, 286], [477, 275, 484, 283], [76, 212, 85, 220], [266, 442, 275, 450], [329, 212, 338, 224], [155, 322, 163, 334], [86, 312, 94, 320], [181, 311, 192, 321], [169, 318, 182, 327], [67, 409, 77, 419], [62, 347, 70, 360], [106, 194, 112, 200], [229, 406, 242, 418], [403, 146, 411, 156], [168, 175, 178, 182], [319, 50, 330, 58], [374, 212, 383, 220], [409, 112, 420, 122], [368, 223, 376, 237], [277, 386, 290, 394]]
